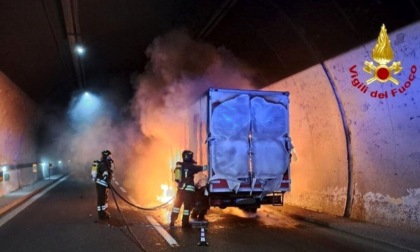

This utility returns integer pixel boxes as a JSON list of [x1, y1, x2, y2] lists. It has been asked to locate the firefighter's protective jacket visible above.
[[96, 159, 113, 187], [178, 162, 205, 192]]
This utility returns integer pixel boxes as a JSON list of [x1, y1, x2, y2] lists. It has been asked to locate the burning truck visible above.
[[179, 88, 293, 213]]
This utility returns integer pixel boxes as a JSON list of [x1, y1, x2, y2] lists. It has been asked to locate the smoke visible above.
[[125, 29, 257, 204], [47, 29, 257, 205], [58, 91, 133, 180]]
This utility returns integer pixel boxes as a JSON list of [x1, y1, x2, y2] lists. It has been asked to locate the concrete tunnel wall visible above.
[[264, 22, 420, 232], [0, 71, 40, 196]]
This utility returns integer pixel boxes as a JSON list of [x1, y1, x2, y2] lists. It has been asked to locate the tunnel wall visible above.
[[0, 71, 40, 196], [265, 22, 420, 231], [263, 65, 349, 217]]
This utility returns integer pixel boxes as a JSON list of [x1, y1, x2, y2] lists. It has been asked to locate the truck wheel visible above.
[[248, 208, 257, 213], [241, 207, 257, 213]]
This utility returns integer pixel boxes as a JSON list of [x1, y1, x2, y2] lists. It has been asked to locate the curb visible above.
[[0, 174, 67, 218], [280, 207, 420, 252], [288, 213, 331, 228]]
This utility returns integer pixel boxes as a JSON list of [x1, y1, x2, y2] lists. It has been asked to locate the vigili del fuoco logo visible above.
[[349, 24, 417, 99]]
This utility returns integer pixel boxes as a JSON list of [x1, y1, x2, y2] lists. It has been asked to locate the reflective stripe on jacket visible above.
[[179, 162, 204, 192], [96, 178, 108, 187]]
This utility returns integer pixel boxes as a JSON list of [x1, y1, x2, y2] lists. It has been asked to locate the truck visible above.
[[185, 88, 292, 212]]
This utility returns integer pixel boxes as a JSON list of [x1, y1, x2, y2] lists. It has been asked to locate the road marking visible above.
[[0, 175, 69, 227], [146, 216, 178, 247], [114, 181, 120, 185], [119, 187, 127, 193]]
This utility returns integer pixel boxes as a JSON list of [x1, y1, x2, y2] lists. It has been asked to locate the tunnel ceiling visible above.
[[1, 0, 419, 110]]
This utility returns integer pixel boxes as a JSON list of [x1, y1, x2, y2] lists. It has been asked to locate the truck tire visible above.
[[240, 207, 257, 213], [247, 208, 257, 213]]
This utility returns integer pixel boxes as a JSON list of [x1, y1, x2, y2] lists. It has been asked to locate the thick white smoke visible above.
[[54, 29, 257, 205], [62, 92, 132, 180], [126, 29, 256, 204]]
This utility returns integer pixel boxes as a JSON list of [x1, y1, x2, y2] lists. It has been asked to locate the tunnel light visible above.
[[2, 166, 6, 172], [68, 91, 103, 128], [75, 45, 85, 55]]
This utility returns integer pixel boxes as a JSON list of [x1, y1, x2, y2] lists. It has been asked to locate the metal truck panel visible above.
[[185, 88, 291, 209], [204, 88, 291, 195]]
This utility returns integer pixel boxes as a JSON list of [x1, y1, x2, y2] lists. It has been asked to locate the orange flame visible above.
[[157, 183, 175, 203]]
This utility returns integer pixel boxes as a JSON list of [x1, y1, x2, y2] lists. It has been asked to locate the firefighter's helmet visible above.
[[182, 150, 194, 162], [102, 150, 112, 156], [102, 150, 112, 161]]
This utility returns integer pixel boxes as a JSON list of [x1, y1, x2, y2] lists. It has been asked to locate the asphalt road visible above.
[[0, 175, 402, 252]]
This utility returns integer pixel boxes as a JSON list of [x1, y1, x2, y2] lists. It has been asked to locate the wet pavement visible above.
[[1, 175, 419, 251]]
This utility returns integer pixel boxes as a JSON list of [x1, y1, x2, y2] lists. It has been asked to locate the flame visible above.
[[157, 183, 175, 203], [157, 183, 175, 224]]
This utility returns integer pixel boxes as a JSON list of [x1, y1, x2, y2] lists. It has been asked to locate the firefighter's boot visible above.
[[198, 209, 207, 221], [103, 210, 111, 219], [169, 212, 178, 228], [98, 210, 110, 220], [181, 216, 191, 229], [190, 209, 198, 220]]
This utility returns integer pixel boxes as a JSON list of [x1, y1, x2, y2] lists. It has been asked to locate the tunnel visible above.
[[0, 1, 419, 233]]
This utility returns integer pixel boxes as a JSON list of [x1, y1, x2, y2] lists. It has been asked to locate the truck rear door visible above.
[[207, 88, 291, 195]]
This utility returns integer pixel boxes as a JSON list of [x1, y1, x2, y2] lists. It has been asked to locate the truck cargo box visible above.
[[188, 88, 292, 210]]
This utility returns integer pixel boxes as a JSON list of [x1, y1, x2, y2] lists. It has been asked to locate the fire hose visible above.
[[108, 162, 174, 210], [109, 184, 175, 252], [110, 184, 174, 210], [110, 185, 147, 252], [105, 162, 174, 251]]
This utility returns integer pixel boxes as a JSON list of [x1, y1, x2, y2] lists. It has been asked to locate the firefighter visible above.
[[191, 171, 209, 221], [95, 150, 114, 220], [170, 150, 206, 229], [190, 186, 209, 221]]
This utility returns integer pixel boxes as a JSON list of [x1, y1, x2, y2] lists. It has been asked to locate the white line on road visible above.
[[119, 186, 127, 193], [114, 181, 120, 186], [0, 175, 69, 227], [146, 216, 179, 247]]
